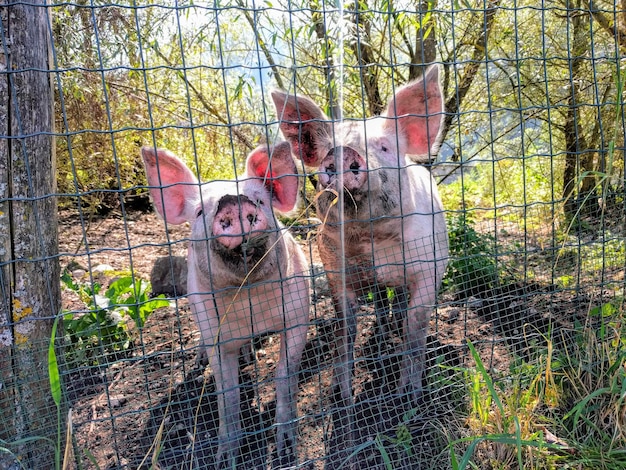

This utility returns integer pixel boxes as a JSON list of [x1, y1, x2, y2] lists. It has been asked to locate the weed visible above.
[[451, 295, 626, 470], [450, 340, 565, 469], [49, 317, 63, 469], [61, 271, 169, 367], [444, 213, 500, 298], [350, 408, 446, 469], [556, 300, 626, 456]]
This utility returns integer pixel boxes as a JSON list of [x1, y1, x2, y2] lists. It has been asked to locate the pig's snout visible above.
[[319, 146, 367, 191], [212, 195, 267, 250]]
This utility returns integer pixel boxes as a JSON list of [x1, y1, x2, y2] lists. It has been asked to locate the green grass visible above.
[[444, 296, 626, 469]]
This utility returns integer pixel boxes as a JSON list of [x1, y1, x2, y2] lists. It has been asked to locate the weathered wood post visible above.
[[0, 1, 61, 468]]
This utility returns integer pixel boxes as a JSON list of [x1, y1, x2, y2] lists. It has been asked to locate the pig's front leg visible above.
[[273, 321, 308, 468], [390, 286, 409, 338], [398, 278, 437, 404], [210, 345, 242, 468], [373, 285, 392, 346], [195, 343, 209, 368], [327, 293, 358, 470]]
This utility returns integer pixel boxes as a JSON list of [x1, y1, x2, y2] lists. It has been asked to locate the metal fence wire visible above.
[[1, 1, 625, 469]]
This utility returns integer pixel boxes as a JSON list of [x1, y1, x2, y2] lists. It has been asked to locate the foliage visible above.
[[60, 271, 169, 367], [447, 295, 626, 469], [52, 0, 250, 213], [449, 340, 560, 469], [556, 299, 626, 464], [444, 212, 500, 298], [50, 0, 626, 220], [438, 156, 561, 222]]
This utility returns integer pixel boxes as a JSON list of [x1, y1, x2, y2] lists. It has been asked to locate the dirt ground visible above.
[[57, 208, 608, 470]]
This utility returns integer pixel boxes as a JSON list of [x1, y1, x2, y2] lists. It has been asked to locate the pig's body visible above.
[[142, 142, 309, 468], [272, 65, 449, 465]]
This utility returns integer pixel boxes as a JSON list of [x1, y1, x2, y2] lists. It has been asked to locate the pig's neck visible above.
[[316, 188, 403, 226], [318, 218, 402, 255], [203, 238, 289, 289]]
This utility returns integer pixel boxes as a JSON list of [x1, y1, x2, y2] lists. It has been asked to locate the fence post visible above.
[[0, 1, 61, 468]]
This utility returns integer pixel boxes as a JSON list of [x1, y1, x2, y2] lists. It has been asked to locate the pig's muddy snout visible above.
[[212, 194, 268, 251], [319, 146, 367, 192]]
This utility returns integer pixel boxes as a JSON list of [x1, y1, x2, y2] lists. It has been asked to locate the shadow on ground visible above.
[[133, 321, 461, 470]]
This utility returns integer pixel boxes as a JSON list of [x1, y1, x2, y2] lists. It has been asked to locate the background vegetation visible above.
[[53, 0, 624, 220]]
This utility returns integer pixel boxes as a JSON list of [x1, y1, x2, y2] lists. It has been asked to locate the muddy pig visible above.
[[142, 141, 310, 468], [272, 65, 449, 461]]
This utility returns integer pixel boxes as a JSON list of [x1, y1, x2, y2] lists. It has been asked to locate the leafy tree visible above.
[[50, 0, 623, 222]]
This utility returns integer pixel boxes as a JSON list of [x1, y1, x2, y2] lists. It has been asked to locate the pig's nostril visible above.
[[326, 163, 336, 174], [220, 218, 231, 229], [350, 161, 360, 174], [247, 214, 256, 225]]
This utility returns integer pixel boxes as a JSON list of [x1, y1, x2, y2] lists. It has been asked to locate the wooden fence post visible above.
[[0, 1, 61, 468]]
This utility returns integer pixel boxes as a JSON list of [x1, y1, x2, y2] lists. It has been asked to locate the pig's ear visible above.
[[382, 65, 444, 161], [141, 147, 200, 224], [246, 141, 299, 213], [271, 90, 331, 167]]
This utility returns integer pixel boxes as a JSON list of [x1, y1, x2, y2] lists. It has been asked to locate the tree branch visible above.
[[587, 0, 626, 51], [147, 43, 255, 150], [442, 0, 501, 144], [237, 0, 285, 90]]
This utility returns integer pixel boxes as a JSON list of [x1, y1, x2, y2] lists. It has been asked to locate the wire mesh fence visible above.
[[1, 1, 625, 469]]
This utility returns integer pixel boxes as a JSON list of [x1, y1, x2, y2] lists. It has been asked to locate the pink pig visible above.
[[271, 65, 449, 463], [142, 141, 309, 468]]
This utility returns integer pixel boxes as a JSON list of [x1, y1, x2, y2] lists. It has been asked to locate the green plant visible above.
[[49, 316, 63, 469], [449, 340, 564, 470], [444, 213, 500, 298], [61, 271, 169, 366], [342, 408, 423, 469], [555, 299, 626, 462]]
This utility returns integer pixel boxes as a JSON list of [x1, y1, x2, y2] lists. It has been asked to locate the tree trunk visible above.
[[441, 1, 501, 154], [350, 1, 384, 116], [408, 0, 438, 81], [310, 0, 342, 119], [562, 0, 597, 218], [0, 1, 61, 468]]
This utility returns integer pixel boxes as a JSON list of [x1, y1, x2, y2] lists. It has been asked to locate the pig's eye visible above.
[[376, 138, 392, 154], [196, 208, 203, 218]]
